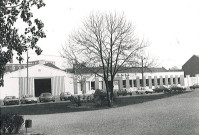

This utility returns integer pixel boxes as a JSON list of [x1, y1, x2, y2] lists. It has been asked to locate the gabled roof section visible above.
[[5, 63, 63, 75], [4, 63, 66, 76], [182, 55, 199, 67], [44, 63, 60, 70]]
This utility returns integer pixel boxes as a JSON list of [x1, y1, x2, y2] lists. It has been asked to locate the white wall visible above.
[[64, 73, 74, 94], [0, 64, 74, 99], [0, 73, 19, 99], [184, 75, 199, 87]]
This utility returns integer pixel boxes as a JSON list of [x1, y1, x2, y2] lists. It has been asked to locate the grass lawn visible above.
[[1, 91, 192, 116]]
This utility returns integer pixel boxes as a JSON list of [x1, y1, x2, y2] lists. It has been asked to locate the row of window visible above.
[[79, 77, 181, 91], [5, 65, 27, 71], [123, 78, 181, 88]]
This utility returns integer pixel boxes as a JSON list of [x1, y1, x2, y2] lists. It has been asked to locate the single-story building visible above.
[[68, 67, 185, 94], [0, 63, 73, 99], [0, 62, 187, 99]]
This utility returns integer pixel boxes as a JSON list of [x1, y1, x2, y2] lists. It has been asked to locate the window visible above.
[[129, 80, 133, 87], [173, 78, 175, 84], [91, 81, 95, 90], [140, 79, 143, 86], [178, 78, 180, 84], [152, 79, 154, 86], [146, 79, 149, 86], [157, 78, 160, 85], [123, 80, 126, 88], [163, 78, 165, 85], [133, 80, 137, 87]]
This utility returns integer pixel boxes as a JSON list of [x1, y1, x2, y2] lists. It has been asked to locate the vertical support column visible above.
[[82, 79, 86, 94], [165, 75, 168, 86], [95, 77, 99, 90], [143, 76, 146, 87], [160, 76, 163, 86], [30, 77, 34, 96], [126, 76, 130, 89], [175, 75, 178, 85], [136, 76, 140, 88], [180, 75, 185, 86], [119, 77, 123, 90], [23, 77, 27, 96], [73, 77, 78, 94], [154, 76, 158, 87], [52, 76, 57, 96], [186, 75, 190, 86], [131, 79, 134, 87], [170, 75, 173, 85], [148, 76, 152, 89]]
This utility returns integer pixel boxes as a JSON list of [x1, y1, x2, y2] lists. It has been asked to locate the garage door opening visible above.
[[34, 78, 52, 97]]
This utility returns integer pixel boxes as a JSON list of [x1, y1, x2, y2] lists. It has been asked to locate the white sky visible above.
[[14, 0, 199, 69]]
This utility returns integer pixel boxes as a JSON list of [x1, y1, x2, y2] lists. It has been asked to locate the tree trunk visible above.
[[107, 81, 114, 107]]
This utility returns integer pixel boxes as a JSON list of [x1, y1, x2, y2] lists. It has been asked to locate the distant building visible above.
[[182, 55, 199, 77], [67, 66, 185, 94], [28, 60, 55, 65], [5, 60, 56, 73], [0, 60, 187, 99]]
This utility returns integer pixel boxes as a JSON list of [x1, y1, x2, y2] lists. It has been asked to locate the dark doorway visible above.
[[34, 78, 51, 97]]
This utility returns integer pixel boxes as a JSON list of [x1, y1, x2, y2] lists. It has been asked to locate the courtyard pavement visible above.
[[20, 90, 199, 135]]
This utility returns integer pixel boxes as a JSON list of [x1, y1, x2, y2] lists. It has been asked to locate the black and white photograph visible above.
[[1, 0, 199, 135]]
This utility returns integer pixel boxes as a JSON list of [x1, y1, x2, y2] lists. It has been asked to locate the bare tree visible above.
[[61, 12, 147, 107]]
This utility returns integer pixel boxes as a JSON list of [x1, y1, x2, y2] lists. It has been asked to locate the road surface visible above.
[[24, 90, 199, 135]]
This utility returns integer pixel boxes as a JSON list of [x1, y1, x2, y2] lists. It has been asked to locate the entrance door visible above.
[[34, 78, 51, 97]]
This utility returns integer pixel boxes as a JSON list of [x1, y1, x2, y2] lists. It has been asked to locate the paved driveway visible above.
[[24, 90, 199, 135]]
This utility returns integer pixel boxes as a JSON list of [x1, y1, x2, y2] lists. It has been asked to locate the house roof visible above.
[[182, 55, 199, 67], [4, 63, 66, 77], [44, 63, 61, 70], [5, 62, 62, 73], [66, 66, 181, 74]]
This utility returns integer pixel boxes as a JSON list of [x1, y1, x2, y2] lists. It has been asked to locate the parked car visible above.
[[153, 85, 171, 93], [117, 88, 132, 96], [3, 96, 20, 105], [170, 85, 186, 92], [136, 87, 154, 94], [190, 84, 199, 89], [39, 93, 55, 102], [20, 95, 38, 104], [60, 92, 72, 101]]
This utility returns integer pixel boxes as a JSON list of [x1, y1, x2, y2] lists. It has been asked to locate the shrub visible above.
[[70, 95, 82, 106], [94, 89, 107, 106], [0, 113, 24, 134]]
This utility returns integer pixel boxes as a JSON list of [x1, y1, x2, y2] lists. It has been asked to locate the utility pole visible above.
[[141, 58, 144, 87], [27, 49, 29, 95]]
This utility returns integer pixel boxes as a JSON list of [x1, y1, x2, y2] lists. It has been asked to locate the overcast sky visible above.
[[15, 0, 199, 69]]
